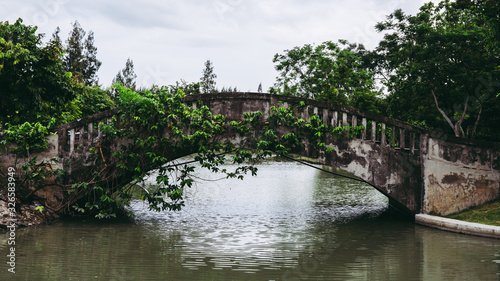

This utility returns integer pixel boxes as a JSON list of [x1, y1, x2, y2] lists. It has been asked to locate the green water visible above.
[[1, 158, 500, 280]]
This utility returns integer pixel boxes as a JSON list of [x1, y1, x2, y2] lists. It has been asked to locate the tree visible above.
[[113, 58, 137, 90], [271, 40, 384, 113], [168, 79, 202, 95], [51, 26, 62, 49], [63, 21, 101, 86], [0, 19, 75, 124], [200, 59, 217, 94], [375, 0, 500, 139], [83, 30, 101, 86], [63, 21, 85, 83]]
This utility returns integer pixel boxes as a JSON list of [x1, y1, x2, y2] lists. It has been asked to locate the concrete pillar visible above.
[[322, 109, 329, 125], [371, 121, 377, 142], [88, 123, 93, 141], [342, 112, 348, 127], [381, 123, 386, 146], [400, 129, 406, 149], [69, 129, 75, 155], [410, 132, 416, 154], [332, 111, 338, 127], [362, 118, 367, 140]]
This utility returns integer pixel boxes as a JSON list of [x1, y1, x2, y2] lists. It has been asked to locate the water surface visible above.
[[1, 157, 500, 280]]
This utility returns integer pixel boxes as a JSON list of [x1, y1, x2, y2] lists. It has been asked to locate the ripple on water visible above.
[[127, 159, 389, 273]]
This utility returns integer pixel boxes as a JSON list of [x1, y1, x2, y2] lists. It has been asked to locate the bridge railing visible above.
[[184, 93, 427, 156], [301, 104, 422, 155], [54, 108, 119, 163]]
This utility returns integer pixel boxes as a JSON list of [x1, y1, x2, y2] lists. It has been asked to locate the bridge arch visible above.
[[3, 92, 499, 217]]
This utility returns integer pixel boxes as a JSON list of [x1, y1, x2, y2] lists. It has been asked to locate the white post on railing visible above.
[[69, 129, 75, 155], [323, 109, 329, 125], [332, 111, 338, 127], [88, 123, 93, 141], [342, 113, 348, 127], [381, 123, 386, 146], [362, 118, 367, 140], [371, 121, 377, 142]]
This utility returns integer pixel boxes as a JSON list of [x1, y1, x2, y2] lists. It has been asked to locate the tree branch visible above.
[[432, 90, 459, 137], [471, 105, 482, 139], [456, 94, 469, 137]]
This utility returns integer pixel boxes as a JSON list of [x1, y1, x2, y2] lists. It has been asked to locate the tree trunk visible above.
[[431, 90, 469, 138]]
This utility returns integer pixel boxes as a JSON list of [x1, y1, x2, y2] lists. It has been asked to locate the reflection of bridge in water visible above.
[[6, 92, 499, 218]]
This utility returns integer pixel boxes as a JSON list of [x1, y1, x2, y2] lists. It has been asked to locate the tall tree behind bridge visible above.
[[271, 40, 384, 113], [62, 21, 101, 86], [0, 19, 75, 124], [374, 0, 500, 139], [113, 58, 137, 90], [200, 59, 217, 94]]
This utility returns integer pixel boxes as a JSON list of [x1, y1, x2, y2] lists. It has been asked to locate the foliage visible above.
[[0, 121, 62, 205], [374, 0, 500, 139], [168, 80, 202, 95], [200, 59, 217, 94], [219, 86, 238, 93], [67, 85, 263, 217], [73, 84, 115, 118], [63, 21, 101, 86], [62, 84, 359, 218], [0, 121, 54, 158], [0, 19, 75, 125], [271, 40, 385, 113], [113, 58, 137, 91]]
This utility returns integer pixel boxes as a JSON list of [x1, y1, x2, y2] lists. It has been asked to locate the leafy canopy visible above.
[[374, 0, 500, 139], [0, 19, 75, 125], [271, 40, 384, 113]]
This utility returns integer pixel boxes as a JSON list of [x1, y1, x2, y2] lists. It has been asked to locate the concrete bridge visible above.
[[3, 92, 499, 218]]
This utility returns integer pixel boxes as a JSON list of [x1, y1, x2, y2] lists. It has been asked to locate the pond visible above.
[[2, 157, 500, 280]]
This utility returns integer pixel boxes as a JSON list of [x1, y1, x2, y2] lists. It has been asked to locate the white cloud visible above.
[[1, 0, 428, 91]]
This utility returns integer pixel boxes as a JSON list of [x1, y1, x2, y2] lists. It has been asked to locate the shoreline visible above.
[[415, 214, 500, 239], [0, 200, 59, 229]]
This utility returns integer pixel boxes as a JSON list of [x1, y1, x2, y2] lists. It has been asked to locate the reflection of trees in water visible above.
[[8, 221, 186, 280]]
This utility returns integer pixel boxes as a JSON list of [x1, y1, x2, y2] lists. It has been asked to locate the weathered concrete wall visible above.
[[0, 134, 60, 168], [320, 138, 422, 215], [421, 135, 500, 215]]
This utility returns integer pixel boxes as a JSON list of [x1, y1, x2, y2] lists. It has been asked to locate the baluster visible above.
[[342, 113, 348, 127], [400, 128, 406, 149], [69, 129, 75, 155], [410, 132, 416, 154], [371, 121, 377, 142], [322, 109, 329, 125], [332, 111, 338, 127], [302, 106, 309, 121], [352, 116, 358, 138], [362, 118, 367, 140], [97, 122, 103, 141], [381, 123, 386, 146], [88, 123, 93, 141], [78, 127, 85, 149]]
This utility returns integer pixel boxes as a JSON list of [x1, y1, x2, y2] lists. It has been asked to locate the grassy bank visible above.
[[446, 198, 500, 227]]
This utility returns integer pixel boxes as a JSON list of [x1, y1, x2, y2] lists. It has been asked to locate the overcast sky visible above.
[[2, 0, 437, 91]]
